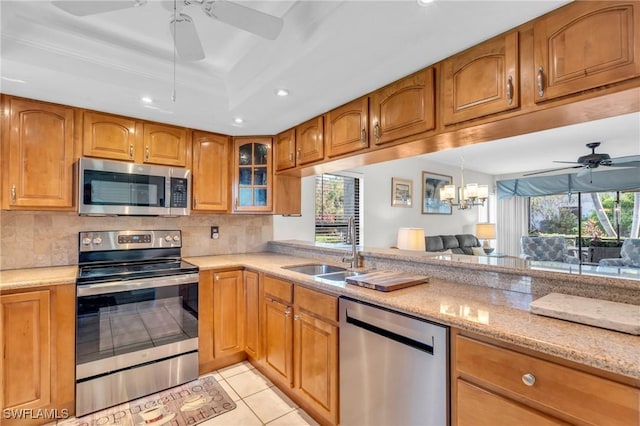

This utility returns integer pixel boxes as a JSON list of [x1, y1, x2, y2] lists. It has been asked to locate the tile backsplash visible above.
[[0, 211, 273, 270]]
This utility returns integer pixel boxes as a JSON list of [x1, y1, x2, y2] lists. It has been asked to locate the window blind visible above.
[[315, 173, 360, 244]]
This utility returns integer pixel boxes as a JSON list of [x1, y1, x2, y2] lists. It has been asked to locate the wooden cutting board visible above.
[[346, 271, 429, 292]]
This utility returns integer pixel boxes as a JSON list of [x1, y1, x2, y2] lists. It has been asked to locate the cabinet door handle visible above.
[[129, 143, 134, 159], [145, 146, 150, 160], [537, 66, 544, 97], [294, 314, 300, 321], [296, 150, 300, 160], [374, 122, 380, 143], [214, 274, 219, 281], [289, 152, 293, 162], [284, 307, 291, 317], [522, 373, 536, 386], [10, 184, 16, 204], [506, 76, 513, 105], [360, 128, 367, 144]]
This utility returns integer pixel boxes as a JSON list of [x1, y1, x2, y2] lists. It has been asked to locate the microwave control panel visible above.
[[170, 178, 188, 208]]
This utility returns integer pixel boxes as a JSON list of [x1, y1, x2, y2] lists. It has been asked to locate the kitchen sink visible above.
[[316, 271, 363, 282], [282, 264, 366, 283], [282, 264, 346, 275]]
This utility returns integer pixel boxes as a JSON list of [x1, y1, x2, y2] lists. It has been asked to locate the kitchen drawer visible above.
[[455, 335, 639, 425], [457, 379, 568, 426], [263, 275, 293, 304], [294, 285, 337, 322]]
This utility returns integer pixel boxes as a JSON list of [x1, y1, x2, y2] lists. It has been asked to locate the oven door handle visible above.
[[77, 273, 199, 296]]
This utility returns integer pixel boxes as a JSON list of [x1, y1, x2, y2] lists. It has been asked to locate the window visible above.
[[528, 190, 640, 241], [315, 173, 361, 244]]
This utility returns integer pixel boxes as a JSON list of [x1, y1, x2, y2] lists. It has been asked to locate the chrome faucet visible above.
[[342, 216, 358, 268]]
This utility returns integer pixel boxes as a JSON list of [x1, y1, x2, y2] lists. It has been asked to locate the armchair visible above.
[[520, 236, 580, 264], [598, 239, 640, 268]]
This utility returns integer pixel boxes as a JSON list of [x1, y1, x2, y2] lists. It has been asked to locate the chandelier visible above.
[[439, 163, 489, 210]]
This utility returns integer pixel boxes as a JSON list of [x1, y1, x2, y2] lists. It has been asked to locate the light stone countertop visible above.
[[0, 265, 78, 291], [1, 253, 638, 383]]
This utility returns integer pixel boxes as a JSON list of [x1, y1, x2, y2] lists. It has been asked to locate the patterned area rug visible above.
[[60, 374, 236, 426]]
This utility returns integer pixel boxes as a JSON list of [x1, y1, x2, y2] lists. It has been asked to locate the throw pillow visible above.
[[472, 247, 487, 256]]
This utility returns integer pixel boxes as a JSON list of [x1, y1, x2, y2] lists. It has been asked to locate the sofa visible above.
[[599, 239, 640, 268], [520, 236, 580, 264], [425, 234, 481, 255]]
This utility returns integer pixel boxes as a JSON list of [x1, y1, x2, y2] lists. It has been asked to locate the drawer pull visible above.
[[522, 373, 536, 386]]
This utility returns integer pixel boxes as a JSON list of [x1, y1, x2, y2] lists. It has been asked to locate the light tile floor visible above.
[[202, 361, 318, 426], [54, 361, 317, 426]]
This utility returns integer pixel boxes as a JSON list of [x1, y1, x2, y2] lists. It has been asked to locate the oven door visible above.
[[79, 158, 171, 216], [76, 273, 199, 380]]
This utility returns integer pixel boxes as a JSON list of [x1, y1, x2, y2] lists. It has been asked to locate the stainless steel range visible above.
[[75, 230, 199, 416]]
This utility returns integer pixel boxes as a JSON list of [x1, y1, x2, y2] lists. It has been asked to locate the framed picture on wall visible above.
[[391, 177, 413, 207], [422, 171, 452, 215]]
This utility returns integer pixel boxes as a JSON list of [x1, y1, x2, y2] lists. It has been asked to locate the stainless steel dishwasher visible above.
[[340, 297, 449, 426]]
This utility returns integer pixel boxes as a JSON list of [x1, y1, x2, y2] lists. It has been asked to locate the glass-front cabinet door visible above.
[[233, 137, 273, 212]]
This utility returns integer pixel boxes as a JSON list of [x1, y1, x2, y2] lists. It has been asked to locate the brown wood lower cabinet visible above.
[[199, 269, 246, 374], [257, 275, 339, 425], [243, 270, 261, 360], [0, 284, 75, 425], [453, 333, 639, 426]]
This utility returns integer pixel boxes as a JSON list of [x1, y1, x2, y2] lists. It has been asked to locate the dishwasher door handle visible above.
[[346, 311, 434, 354]]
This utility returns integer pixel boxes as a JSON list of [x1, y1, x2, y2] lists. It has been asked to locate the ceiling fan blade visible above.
[[523, 165, 583, 177], [52, 1, 146, 16], [605, 155, 640, 166], [552, 160, 581, 164], [170, 13, 205, 61], [202, 0, 283, 40]]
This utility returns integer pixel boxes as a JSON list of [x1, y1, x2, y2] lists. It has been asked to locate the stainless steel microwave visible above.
[[78, 158, 190, 216]]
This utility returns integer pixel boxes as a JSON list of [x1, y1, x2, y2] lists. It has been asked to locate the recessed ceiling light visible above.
[[234, 117, 244, 124], [416, 0, 434, 6], [141, 96, 153, 104], [275, 88, 289, 97]]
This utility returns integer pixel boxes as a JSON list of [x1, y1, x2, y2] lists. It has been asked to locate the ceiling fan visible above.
[[52, 0, 284, 61], [524, 142, 640, 177]]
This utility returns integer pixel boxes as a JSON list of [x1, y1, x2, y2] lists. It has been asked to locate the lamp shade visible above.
[[475, 223, 496, 240], [397, 228, 426, 251]]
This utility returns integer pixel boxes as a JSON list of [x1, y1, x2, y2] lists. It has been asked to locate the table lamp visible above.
[[475, 223, 496, 253], [397, 228, 426, 251]]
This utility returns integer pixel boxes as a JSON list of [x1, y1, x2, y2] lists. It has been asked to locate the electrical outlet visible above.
[[210, 226, 219, 239]]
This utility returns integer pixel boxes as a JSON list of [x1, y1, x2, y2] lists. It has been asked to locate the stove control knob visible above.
[[82, 237, 92, 246], [164, 235, 173, 242], [172, 235, 180, 242], [93, 236, 102, 245]]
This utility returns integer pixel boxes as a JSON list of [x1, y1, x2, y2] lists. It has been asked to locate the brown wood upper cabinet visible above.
[[275, 117, 324, 172], [83, 111, 189, 166], [370, 68, 436, 145], [325, 96, 369, 157], [192, 131, 230, 212], [295, 116, 324, 165], [1, 96, 76, 210], [275, 128, 296, 171], [443, 31, 519, 125], [82, 111, 139, 162], [533, 1, 640, 103], [232, 137, 273, 212]]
